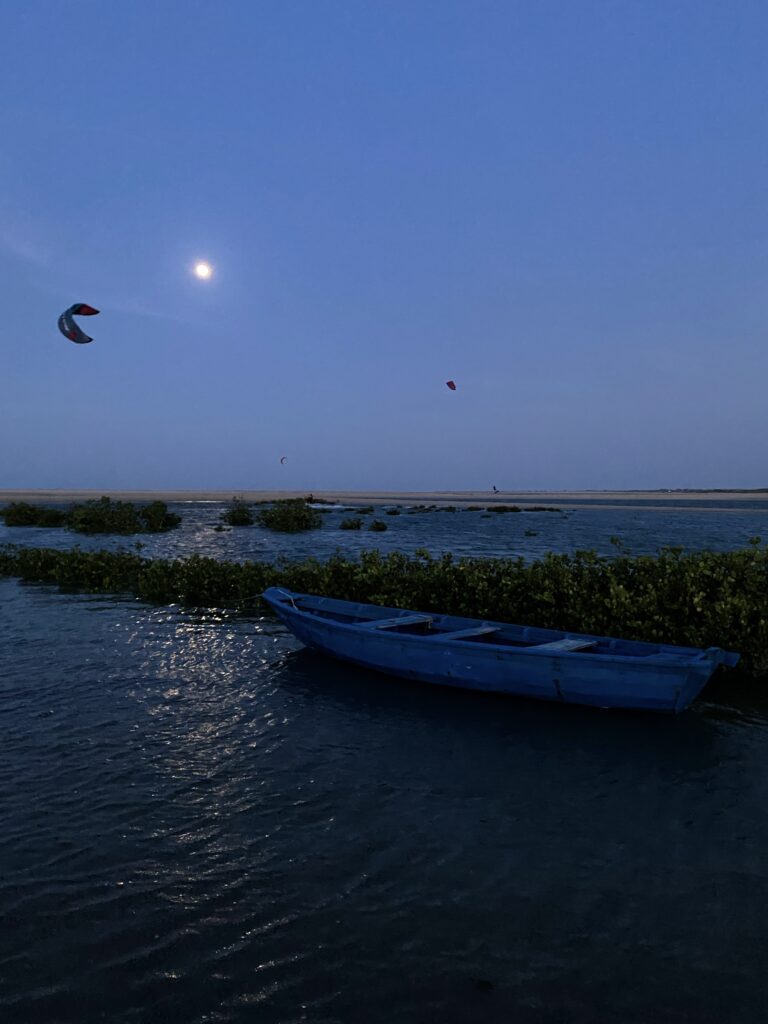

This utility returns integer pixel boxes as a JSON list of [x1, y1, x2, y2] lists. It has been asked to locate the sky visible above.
[[2, 0, 768, 491]]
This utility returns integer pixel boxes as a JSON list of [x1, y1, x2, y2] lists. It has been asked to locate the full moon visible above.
[[194, 261, 213, 280]]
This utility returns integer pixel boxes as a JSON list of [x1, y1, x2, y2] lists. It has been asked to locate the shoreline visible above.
[[3, 488, 768, 512]]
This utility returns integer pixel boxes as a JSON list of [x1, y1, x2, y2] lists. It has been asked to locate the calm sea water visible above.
[[2, 503, 768, 1022]]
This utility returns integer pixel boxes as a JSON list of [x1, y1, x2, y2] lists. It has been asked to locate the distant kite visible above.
[[445, 380, 457, 391], [280, 456, 287, 464], [58, 303, 99, 344]]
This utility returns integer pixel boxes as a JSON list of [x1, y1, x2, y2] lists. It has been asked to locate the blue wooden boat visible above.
[[262, 587, 740, 713]]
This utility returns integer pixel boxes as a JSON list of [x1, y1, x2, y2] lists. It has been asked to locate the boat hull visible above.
[[262, 589, 738, 713]]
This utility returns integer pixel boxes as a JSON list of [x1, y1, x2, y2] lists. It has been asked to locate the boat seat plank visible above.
[[427, 626, 500, 641], [531, 637, 597, 652], [358, 614, 433, 630]]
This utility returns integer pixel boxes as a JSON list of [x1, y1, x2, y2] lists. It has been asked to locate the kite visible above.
[[280, 456, 287, 464], [445, 380, 457, 391], [58, 303, 100, 344]]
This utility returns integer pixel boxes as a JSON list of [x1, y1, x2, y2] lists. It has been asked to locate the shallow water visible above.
[[2, 499, 768, 564], [2, 506, 768, 1021]]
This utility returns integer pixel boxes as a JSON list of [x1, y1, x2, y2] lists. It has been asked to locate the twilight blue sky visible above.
[[2, 0, 767, 490]]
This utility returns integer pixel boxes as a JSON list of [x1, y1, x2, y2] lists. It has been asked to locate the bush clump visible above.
[[140, 501, 182, 532], [68, 496, 181, 534], [369, 520, 388, 532], [2, 498, 180, 534], [1, 502, 68, 527], [222, 498, 254, 526], [386, 508, 401, 516], [257, 498, 322, 533], [340, 518, 363, 530]]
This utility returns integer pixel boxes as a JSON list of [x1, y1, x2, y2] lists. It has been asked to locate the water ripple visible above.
[[2, 573, 768, 1021]]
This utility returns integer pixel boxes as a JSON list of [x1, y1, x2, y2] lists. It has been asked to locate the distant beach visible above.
[[2, 488, 768, 511]]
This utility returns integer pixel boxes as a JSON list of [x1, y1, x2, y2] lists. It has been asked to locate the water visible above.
[[2, 504, 768, 1021], [2, 499, 768, 563]]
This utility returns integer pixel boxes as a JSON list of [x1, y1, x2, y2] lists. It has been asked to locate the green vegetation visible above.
[[2, 544, 767, 677], [137, 501, 182, 533], [486, 505, 522, 513], [524, 506, 561, 513], [340, 517, 363, 530], [1, 502, 68, 527], [386, 508, 401, 516], [524, 529, 539, 537], [2, 497, 181, 534], [257, 498, 322, 533], [355, 506, 375, 515], [369, 520, 388, 532], [465, 506, 483, 512], [67, 497, 181, 534], [222, 498, 254, 526]]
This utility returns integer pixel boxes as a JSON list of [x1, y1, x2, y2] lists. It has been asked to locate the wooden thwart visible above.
[[428, 626, 500, 641], [531, 637, 597, 652], [360, 614, 433, 630]]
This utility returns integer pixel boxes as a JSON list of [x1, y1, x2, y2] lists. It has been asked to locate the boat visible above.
[[262, 587, 740, 713]]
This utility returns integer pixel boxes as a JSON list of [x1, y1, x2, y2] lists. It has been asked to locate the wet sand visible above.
[[2, 489, 768, 511]]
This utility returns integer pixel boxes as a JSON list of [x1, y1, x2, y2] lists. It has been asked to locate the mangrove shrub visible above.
[[2, 497, 180, 534], [222, 498, 254, 526], [340, 518, 363, 530], [68, 496, 181, 534], [1, 502, 68, 527], [257, 499, 322, 533]]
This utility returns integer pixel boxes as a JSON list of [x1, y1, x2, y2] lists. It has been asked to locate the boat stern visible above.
[[672, 648, 741, 713]]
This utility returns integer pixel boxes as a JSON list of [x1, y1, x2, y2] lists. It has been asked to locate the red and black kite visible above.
[[58, 303, 100, 344]]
